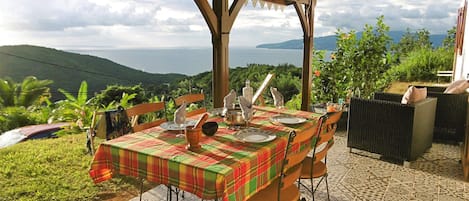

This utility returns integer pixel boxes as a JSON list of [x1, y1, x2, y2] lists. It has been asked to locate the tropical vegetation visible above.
[[0, 15, 458, 200], [0, 45, 186, 101]]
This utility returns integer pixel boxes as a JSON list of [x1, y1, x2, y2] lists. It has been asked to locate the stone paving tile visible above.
[[131, 131, 468, 201]]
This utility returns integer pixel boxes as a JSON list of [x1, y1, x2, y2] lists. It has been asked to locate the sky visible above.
[[0, 0, 462, 50]]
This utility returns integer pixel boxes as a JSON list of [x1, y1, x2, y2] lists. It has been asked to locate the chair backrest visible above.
[[276, 118, 324, 200], [312, 111, 342, 164], [126, 102, 167, 132], [174, 93, 206, 117]]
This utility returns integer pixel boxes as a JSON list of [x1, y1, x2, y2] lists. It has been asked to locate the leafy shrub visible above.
[[0, 107, 44, 132], [376, 47, 454, 90], [94, 84, 147, 107], [312, 16, 392, 102]]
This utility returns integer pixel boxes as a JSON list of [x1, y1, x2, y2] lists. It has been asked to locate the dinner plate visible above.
[[160, 120, 197, 131], [271, 115, 307, 125], [233, 128, 276, 143]]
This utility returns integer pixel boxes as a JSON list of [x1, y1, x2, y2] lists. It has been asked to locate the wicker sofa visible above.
[[347, 92, 437, 161], [414, 86, 469, 142]]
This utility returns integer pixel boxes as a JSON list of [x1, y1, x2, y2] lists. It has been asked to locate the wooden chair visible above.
[[247, 129, 317, 201], [174, 93, 206, 117], [126, 102, 168, 201], [299, 111, 342, 201], [126, 102, 167, 132]]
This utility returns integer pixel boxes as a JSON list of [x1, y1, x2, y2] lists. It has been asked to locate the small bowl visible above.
[[202, 122, 218, 136]]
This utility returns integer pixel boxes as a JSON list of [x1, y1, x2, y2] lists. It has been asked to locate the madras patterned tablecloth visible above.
[[89, 107, 320, 201]]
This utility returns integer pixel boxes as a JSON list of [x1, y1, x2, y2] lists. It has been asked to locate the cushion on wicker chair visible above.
[[444, 79, 469, 94], [401, 86, 427, 104]]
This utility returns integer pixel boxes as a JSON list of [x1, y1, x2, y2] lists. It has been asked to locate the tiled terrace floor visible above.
[[132, 131, 468, 201]]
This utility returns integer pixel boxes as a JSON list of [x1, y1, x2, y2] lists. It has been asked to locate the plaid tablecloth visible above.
[[89, 106, 321, 201]]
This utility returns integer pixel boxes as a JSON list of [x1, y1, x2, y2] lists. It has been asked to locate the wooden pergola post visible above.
[[294, 0, 316, 111], [195, 0, 316, 110], [194, 0, 246, 108]]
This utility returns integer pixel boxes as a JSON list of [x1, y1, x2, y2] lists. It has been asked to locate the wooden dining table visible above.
[[89, 106, 321, 201]]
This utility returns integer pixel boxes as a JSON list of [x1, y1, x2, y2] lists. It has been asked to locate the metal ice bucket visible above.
[[224, 108, 245, 126]]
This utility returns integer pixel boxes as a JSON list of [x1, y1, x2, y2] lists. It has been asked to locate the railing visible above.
[[437, 70, 453, 82]]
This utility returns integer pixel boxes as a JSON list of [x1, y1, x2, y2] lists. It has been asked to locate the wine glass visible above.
[[242, 110, 253, 128], [277, 103, 285, 113], [175, 115, 186, 138], [271, 87, 284, 115]]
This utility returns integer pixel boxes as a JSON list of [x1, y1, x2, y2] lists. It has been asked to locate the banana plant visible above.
[[54, 81, 93, 129]]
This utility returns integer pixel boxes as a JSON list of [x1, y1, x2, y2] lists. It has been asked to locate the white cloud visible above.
[[0, 0, 462, 49]]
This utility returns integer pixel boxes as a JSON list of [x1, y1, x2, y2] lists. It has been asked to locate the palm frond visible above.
[[77, 81, 88, 105], [58, 88, 77, 102]]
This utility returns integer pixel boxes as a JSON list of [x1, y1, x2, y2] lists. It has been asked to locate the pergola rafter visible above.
[[194, 0, 316, 111]]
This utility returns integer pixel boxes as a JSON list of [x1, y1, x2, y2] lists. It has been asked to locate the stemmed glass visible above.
[[275, 102, 285, 115], [242, 110, 253, 128], [271, 87, 284, 115], [175, 115, 186, 138]]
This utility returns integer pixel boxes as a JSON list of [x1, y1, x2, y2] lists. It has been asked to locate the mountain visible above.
[[256, 31, 447, 50], [0, 45, 186, 100]]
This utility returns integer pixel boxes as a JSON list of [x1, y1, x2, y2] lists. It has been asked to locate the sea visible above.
[[69, 47, 305, 76]]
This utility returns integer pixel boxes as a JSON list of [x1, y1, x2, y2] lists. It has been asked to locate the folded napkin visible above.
[[238, 96, 253, 121], [174, 102, 187, 125], [270, 87, 284, 108], [222, 89, 237, 116]]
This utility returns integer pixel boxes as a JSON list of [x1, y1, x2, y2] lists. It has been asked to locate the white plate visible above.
[[160, 120, 197, 131], [271, 115, 307, 125], [233, 128, 276, 143]]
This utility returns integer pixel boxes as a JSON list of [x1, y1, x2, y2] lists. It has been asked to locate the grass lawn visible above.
[[0, 133, 152, 201]]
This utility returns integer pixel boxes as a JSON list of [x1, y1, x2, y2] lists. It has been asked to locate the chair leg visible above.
[[311, 178, 315, 201], [167, 186, 170, 201], [139, 178, 144, 201], [325, 174, 330, 201]]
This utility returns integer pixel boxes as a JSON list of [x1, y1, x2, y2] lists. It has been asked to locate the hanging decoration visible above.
[[246, 0, 287, 11]]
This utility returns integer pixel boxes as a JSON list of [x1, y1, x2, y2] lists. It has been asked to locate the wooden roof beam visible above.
[[228, 0, 246, 31], [194, 0, 219, 35]]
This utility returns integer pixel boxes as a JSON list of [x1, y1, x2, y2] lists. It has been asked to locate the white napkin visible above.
[[174, 102, 187, 125], [224, 89, 237, 109], [270, 87, 284, 108], [238, 96, 253, 121]]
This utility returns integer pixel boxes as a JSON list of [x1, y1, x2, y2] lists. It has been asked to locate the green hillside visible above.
[[0, 45, 186, 100]]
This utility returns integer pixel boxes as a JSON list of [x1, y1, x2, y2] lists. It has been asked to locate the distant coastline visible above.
[[69, 47, 304, 75]]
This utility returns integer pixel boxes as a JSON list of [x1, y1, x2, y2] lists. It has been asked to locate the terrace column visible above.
[[294, 0, 316, 111], [194, 0, 246, 108]]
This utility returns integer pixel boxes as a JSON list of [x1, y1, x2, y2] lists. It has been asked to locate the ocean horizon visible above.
[[69, 47, 306, 75]]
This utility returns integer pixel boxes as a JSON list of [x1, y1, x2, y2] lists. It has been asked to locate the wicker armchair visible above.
[[413, 86, 469, 142], [347, 93, 437, 161]]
